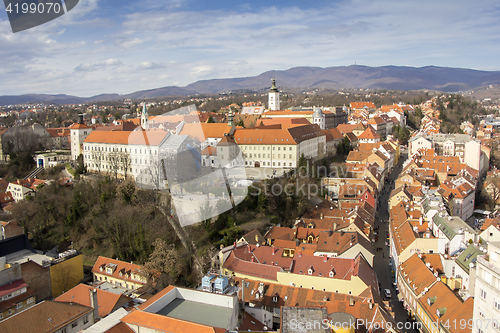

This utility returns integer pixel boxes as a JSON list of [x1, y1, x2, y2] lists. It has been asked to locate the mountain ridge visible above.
[[2, 65, 500, 106]]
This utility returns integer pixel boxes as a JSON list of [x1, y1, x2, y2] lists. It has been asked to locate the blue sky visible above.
[[1, 0, 500, 96]]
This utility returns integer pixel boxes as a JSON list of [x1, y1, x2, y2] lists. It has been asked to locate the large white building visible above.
[[473, 242, 500, 332], [233, 124, 326, 168], [82, 129, 170, 185]]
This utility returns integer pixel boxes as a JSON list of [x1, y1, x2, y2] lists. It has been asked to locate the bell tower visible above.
[[268, 76, 280, 111]]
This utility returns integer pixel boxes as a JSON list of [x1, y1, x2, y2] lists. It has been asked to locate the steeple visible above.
[[270, 75, 278, 92], [228, 107, 234, 127], [141, 101, 149, 129], [268, 75, 280, 111]]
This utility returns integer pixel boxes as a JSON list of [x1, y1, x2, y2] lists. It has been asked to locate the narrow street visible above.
[[372, 150, 418, 333]]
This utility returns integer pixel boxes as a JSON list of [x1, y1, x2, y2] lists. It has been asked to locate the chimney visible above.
[[234, 241, 237, 249], [251, 256, 255, 262], [349, 297, 354, 306], [90, 288, 99, 322], [323, 255, 328, 262], [78, 114, 84, 124], [272, 246, 276, 255], [320, 213, 324, 220], [368, 299, 373, 309]]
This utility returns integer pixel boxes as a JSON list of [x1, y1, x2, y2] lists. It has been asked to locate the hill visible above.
[[2, 65, 500, 105]]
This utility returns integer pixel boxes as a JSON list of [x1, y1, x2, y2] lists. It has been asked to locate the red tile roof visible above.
[[91, 256, 146, 286], [84, 130, 169, 146], [55, 283, 131, 318], [121, 309, 221, 333]]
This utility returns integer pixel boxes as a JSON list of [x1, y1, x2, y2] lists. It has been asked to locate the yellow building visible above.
[[221, 245, 377, 296], [50, 253, 84, 297], [91, 256, 147, 292]]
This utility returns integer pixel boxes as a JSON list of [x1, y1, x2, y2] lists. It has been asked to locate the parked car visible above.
[[384, 289, 392, 298]]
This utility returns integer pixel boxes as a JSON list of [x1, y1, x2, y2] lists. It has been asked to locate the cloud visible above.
[[122, 37, 143, 48], [74, 59, 123, 72], [2, 0, 500, 96], [138, 61, 165, 70]]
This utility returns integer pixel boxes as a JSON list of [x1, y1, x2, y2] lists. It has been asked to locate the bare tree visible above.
[[109, 151, 121, 180], [90, 149, 104, 175], [119, 151, 132, 179]]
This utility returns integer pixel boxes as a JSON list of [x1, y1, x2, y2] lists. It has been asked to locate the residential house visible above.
[[6, 178, 45, 202], [91, 256, 148, 293], [0, 300, 95, 332], [56, 284, 131, 319], [0, 279, 36, 322]]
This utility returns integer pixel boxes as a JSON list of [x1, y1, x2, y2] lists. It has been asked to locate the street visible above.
[[372, 151, 418, 333]]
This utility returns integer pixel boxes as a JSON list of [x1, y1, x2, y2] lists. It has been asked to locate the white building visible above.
[[70, 115, 92, 160], [473, 242, 500, 332], [83, 130, 170, 185]]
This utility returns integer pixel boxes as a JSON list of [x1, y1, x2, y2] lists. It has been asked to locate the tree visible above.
[[90, 149, 104, 174], [143, 238, 183, 290], [207, 116, 215, 123], [238, 119, 245, 127], [119, 152, 132, 179], [108, 151, 121, 180], [74, 154, 86, 175]]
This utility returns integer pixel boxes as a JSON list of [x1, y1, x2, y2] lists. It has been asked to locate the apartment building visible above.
[[473, 242, 500, 332]]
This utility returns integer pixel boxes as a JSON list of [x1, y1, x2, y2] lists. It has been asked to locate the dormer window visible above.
[[329, 269, 336, 278], [308, 266, 314, 275], [272, 295, 278, 303]]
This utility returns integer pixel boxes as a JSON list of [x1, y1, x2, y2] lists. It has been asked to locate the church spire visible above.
[[141, 101, 149, 129], [270, 75, 278, 92]]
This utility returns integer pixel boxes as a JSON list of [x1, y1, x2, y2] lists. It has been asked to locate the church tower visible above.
[[141, 101, 149, 130], [268, 76, 280, 111]]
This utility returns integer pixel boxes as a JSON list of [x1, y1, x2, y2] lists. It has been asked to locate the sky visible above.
[[1, 0, 500, 96]]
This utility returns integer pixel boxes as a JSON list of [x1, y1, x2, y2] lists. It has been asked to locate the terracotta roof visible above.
[[235, 277, 395, 331], [69, 123, 92, 129], [326, 128, 343, 140], [0, 300, 93, 333], [200, 146, 217, 156], [223, 251, 282, 281], [0, 279, 28, 299], [336, 124, 357, 135], [55, 283, 131, 318], [91, 256, 146, 286], [350, 102, 376, 109], [399, 254, 439, 295], [418, 282, 464, 325], [264, 226, 296, 242], [84, 130, 169, 146], [179, 123, 234, 142], [121, 309, 221, 333], [105, 322, 135, 333], [234, 124, 324, 145], [357, 126, 380, 140]]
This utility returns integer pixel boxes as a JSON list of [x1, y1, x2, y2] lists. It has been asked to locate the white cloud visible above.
[[1, 0, 500, 96], [122, 37, 143, 48]]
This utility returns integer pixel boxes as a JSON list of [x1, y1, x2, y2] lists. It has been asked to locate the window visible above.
[[72, 321, 78, 328], [16, 302, 22, 309], [495, 300, 500, 311], [61, 328, 67, 333], [480, 289, 487, 300], [27, 297, 34, 304], [83, 315, 89, 324]]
